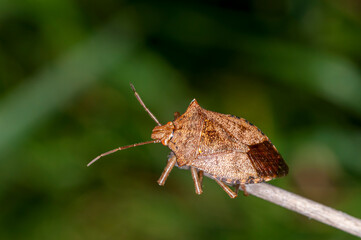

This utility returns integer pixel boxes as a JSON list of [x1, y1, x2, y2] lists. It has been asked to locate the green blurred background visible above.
[[1, 0, 361, 239]]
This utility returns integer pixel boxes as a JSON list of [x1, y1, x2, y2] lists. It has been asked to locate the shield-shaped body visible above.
[[153, 99, 288, 193], [90, 85, 288, 198]]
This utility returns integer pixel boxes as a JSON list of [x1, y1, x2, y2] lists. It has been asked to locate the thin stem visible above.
[[245, 183, 361, 238]]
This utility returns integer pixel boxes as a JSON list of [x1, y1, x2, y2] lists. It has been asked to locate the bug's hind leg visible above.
[[240, 184, 249, 196], [157, 155, 177, 186], [191, 167, 203, 195], [215, 179, 237, 198], [234, 183, 249, 196]]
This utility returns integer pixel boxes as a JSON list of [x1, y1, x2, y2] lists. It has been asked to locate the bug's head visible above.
[[151, 122, 174, 146]]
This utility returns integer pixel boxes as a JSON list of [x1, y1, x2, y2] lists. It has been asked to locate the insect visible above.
[[88, 84, 289, 198]]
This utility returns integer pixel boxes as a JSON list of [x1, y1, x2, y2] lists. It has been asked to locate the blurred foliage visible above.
[[1, 0, 361, 239]]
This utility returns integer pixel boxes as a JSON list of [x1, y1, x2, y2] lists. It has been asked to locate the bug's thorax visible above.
[[151, 121, 174, 146]]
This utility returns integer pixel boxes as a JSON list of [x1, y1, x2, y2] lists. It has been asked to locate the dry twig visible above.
[[245, 183, 361, 238]]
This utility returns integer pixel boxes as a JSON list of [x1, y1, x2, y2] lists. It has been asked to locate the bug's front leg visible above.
[[157, 154, 177, 186], [215, 179, 237, 198], [191, 167, 203, 195]]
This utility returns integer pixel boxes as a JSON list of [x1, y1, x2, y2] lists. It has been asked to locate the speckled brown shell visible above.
[[167, 99, 288, 185]]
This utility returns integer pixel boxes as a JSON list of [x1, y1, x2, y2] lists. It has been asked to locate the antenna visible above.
[[87, 84, 163, 167], [87, 140, 160, 166], [130, 83, 162, 126]]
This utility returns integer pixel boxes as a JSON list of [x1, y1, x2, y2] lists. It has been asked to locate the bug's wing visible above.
[[247, 140, 288, 179], [191, 151, 259, 184], [192, 114, 288, 183], [202, 108, 269, 146], [191, 143, 288, 184]]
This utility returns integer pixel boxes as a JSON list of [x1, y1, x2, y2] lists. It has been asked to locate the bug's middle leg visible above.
[[198, 170, 204, 185], [191, 167, 203, 195], [157, 154, 177, 186], [234, 184, 240, 194]]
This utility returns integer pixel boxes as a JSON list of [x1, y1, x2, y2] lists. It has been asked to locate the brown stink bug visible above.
[[88, 84, 289, 198]]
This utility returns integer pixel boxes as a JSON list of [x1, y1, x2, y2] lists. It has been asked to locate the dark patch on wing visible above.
[[247, 141, 288, 178], [198, 119, 242, 155], [200, 120, 222, 145]]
